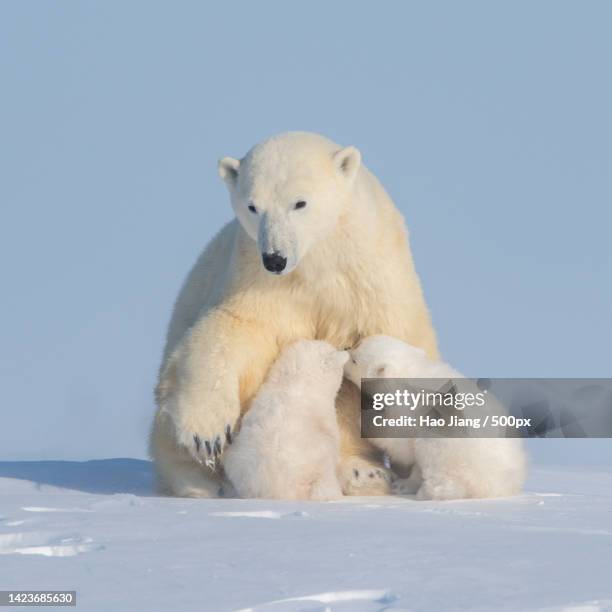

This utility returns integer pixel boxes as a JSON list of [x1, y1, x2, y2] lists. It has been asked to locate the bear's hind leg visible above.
[[338, 456, 393, 496], [336, 379, 391, 495], [336, 381, 393, 496]]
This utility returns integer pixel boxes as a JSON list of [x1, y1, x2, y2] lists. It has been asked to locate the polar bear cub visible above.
[[344, 335, 527, 500], [223, 340, 348, 500]]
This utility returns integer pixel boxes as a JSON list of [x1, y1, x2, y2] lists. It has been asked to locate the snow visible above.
[[1, 459, 611, 611]]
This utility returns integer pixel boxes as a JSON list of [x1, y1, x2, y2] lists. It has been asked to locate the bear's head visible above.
[[344, 335, 428, 386], [218, 132, 361, 275]]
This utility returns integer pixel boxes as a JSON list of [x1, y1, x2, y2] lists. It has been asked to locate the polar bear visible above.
[[150, 131, 439, 498], [223, 340, 346, 500], [345, 335, 527, 500]]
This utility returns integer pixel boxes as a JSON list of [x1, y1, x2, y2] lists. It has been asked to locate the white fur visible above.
[[150, 132, 438, 497], [223, 341, 347, 500], [345, 335, 528, 500]]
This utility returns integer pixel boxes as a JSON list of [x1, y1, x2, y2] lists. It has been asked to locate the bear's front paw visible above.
[[170, 400, 240, 469]]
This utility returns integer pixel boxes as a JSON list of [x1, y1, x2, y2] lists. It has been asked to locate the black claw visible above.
[[204, 440, 212, 456], [214, 436, 222, 456], [353, 469, 360, 478], [193, 434, 201, 452], [368, 471, 375, 478], [225, 425, 233, 445]]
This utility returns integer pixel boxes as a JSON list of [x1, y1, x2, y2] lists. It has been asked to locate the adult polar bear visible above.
[[151, 132, 439, 497]]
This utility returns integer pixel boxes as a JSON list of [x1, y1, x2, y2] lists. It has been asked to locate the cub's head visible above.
[[218, 132, 361, 275], [344, 335, 428, 386], [271, 340, 349, 392]]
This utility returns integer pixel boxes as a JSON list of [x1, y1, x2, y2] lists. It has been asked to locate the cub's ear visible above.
[[375, 363, 390, 377], [333, 146, 361, 182], [218, 157, 241, 186]]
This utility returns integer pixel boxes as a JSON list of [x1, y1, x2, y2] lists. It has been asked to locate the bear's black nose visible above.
[[262, 251, 287, 273]]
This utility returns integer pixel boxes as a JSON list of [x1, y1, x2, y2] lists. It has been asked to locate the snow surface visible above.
[[1, 459, 611, 612]]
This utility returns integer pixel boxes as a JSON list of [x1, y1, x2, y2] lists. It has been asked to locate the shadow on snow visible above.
[[0, 458, 155, 496]]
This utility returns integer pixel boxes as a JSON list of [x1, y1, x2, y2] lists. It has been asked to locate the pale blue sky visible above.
[[1, 1, 610, 461]]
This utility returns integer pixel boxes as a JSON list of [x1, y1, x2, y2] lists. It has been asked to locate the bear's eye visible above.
[[294, 200, 307, 210], [247, 203, 257, 214]]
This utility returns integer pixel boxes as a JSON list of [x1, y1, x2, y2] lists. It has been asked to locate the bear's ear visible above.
[[333, 146, 361, 182], [218, 157, 241, 187]]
